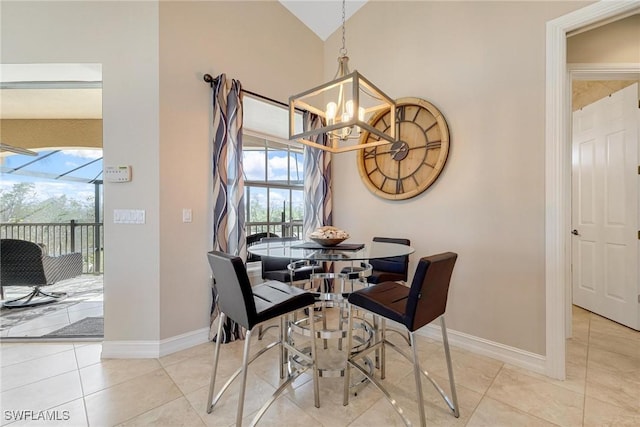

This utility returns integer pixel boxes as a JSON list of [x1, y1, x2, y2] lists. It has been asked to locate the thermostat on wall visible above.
[[105, 165, 132, 182]]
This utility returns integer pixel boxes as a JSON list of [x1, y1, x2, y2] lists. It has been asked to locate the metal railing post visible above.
[[70, 220, 76, 252], [94, 223, 101, 274]]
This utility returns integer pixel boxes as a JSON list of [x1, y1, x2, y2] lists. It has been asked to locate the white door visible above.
[[572, 82, 639, 331]]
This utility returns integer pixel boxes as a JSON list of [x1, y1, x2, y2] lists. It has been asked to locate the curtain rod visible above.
[[203, 73, 305, 113]]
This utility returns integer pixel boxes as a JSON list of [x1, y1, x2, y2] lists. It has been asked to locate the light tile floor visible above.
[[0, 305, 638, 426]]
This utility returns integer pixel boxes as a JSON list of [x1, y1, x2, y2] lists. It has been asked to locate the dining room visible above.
[[1, 1, 639, 425]]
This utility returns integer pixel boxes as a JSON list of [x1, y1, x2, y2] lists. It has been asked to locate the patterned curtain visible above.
[[209, 74, 246, 343], [303, 113, 333, 290], [303, 112, 333, 236]]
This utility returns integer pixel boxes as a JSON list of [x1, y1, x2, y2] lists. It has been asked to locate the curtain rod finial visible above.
[[203, 74, 214, 84]]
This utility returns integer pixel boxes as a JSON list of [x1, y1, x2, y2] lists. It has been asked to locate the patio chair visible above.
[[0, 239, 82, 308]]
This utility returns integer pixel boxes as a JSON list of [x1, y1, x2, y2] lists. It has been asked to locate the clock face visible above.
[[357, 97, 450, 200]]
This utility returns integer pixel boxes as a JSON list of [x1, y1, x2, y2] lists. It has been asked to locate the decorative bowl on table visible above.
[[308, 226, 349, 247], [310, 236, 348, 247]]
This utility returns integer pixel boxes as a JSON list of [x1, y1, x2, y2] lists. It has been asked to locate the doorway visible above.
[[0, 63, 104, 339], [545, 2, 640, 379], [570, 80, 639, 331]]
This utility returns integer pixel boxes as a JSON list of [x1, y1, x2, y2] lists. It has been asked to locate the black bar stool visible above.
[[206, 251, 320, 426], [343, 252, 459, 427]]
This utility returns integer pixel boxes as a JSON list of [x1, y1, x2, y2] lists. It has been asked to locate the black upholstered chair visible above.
[[260, 237, 324, 285], [340, 237, 411, 285], [1, 239, 82, 308], [343, 252, 459, 427], [206, 251, 319, 426]]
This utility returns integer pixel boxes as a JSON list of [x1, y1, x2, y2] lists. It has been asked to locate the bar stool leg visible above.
[[279, 315, 285, 379], [321, 279, 328, 350], [207, 312, 226, 413], [236, 328, 253, 426], [343, 304, 354, 406], [380, 318, 386, 380], [441, 317, 460, 417], [410, 332, 427, 427], [308, 304, 320, 408]]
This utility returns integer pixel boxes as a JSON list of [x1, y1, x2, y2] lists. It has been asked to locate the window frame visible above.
[[242, 96, 305, 240]]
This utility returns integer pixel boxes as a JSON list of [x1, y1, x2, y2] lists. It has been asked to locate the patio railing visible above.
[[0, 220, 299, 274], [246, 220, 303, 239], [0, 221, 104, 274]]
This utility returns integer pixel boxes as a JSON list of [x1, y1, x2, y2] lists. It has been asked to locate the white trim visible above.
[[101, 327, 210, 359], [569, 63, 640, 80], [545, 0, 640, 380], [417, 325, 546, 375], [101, 340, 160, 359], [101, 319, 545, 374], [159, 327, 210, 357], [567, 8, 640, 37], [243, 129, 302, 149]]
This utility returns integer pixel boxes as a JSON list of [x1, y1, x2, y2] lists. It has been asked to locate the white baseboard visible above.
[[159, 327, 210, 357], [101, 317, 545, 375], [102, 322, 546, 375], [101, 340, 160, 359], [101, 327, 210, 359], [417, 323, 546, 375]]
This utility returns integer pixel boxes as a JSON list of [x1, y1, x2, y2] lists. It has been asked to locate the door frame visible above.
[[545, 0, 640, 379]]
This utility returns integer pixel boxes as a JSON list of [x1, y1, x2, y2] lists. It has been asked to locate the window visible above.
[[243, 95, 304, 239]]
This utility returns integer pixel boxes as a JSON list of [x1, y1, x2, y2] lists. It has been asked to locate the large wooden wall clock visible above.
[[357, 97, 450, 200]]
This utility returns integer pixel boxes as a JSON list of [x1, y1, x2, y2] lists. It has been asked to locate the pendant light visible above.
[[289, 0, 396, 153]]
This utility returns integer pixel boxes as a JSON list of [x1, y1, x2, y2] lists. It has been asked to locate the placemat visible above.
[[291, 242, 365, 251]]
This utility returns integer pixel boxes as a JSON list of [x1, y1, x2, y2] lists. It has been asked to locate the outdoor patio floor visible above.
[[0, 274, 103, 339]]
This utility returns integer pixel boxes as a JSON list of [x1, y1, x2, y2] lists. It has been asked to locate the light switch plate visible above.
[[114, 209, 145, 224], [182, 208, 192, 223]]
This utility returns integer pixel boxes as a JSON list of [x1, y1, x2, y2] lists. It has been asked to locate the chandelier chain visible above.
[[340, 0, 347, 56]]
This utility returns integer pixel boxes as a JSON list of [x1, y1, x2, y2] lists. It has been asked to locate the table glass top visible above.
[[248, 240, 414, 261]]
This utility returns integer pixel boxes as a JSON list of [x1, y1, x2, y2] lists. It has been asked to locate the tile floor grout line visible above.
[[72, 342, 93, 427], [0, 343, 76, 368], [460, 361, 506, 425]]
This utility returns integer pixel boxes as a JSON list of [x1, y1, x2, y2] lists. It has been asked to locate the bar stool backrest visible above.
[[260, 236, 298, 272], [208, 251, 257, 330], [406, 252, 458, 332], [370, 237, 411, 281]]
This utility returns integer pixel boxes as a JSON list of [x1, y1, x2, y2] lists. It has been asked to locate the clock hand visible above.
[[396, 161, 403, 194], [371, 148, 397, 157]]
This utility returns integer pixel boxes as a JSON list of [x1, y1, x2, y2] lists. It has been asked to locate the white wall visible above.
[[327, 1, 587, 354], [1, 1, 161, 345]]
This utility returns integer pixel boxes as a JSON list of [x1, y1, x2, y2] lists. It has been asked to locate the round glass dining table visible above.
[[247, 239, 414, 262], [248, 238, 415, 379]]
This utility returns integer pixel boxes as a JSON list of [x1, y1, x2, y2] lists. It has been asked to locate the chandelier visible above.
[[288, 0, 396, 153]]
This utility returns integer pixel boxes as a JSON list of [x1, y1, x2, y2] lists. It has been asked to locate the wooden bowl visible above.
[[309, 237, 347, 247]]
